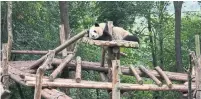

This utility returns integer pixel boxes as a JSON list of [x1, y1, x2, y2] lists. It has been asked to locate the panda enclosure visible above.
[[1, 19, 201, 99], [1, 2, 201, 99]]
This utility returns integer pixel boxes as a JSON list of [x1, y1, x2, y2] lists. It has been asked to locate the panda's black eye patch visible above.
[[94, 30, 97, 33]]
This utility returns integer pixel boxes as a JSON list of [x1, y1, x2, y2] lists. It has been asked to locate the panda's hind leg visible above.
[[123, 35, 139, 43]]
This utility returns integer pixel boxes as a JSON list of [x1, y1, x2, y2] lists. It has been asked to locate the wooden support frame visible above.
[[49, 54, 74, 81], [155, 66, 172, 87], [130, 65, 143, 85], [34, 51, 55, 99], [29, 30, 87, 69], [139, 66, 162, 86], [11, 50, 73, 55], [112, 60, 121, 99], [75, 56, 81, 83]]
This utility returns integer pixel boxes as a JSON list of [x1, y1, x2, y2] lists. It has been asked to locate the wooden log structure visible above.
[[155, 66, 172, 87], [75, 56, 82, 83], [9, 60, 192, 82], [139, 66, 162, 86], [112, 60, 121, 99], [196, 57, 201, 99], [2, 44, 10, 90], [41, 88, 72, 99], [82, 37, 139, 48], [7, 1, 13, 60], [23, 77, 195, 92], [11, 50, 73, 55], [29, 30, 87, 69], [49, 54, 74, 81], [34, 51, 55, 99], [129, 65, 143, 85]]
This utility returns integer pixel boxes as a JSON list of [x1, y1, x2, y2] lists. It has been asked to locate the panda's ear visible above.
[[95, 23, 99, 27]]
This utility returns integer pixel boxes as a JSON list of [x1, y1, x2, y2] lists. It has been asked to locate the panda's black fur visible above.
[[87, 22, 139, 43]]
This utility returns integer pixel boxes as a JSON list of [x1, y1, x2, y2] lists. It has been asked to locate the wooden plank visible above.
[[75, 56, 81, 83]]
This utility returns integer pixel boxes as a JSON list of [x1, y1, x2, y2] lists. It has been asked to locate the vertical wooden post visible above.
[[112, 59, 120, 99], [34, 51, 55, 99], [7, 1, 13, 60], [2, 44, 9, 89], [75, 56, 82, 83], [195, 35, 201, 99], [195, 35, 200, 56]]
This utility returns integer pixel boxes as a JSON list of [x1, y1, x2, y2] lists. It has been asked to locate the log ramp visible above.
[[1, 22, 197, 99]]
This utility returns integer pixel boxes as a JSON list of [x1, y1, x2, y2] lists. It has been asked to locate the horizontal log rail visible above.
[[23, 77, 195, 92], [11, 50, 73, 55], [9, 60, 193, 82]]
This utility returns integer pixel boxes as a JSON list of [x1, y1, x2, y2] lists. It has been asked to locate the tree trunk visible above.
[[174, 1, 183, 72], [147, 10, 157, 67], [59, 1, 71, 95]]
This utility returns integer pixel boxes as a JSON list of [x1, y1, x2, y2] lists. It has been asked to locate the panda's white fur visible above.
[[88, 23, 139, 42]]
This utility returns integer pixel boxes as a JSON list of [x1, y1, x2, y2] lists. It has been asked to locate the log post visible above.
[[139, 66, 162, 86], [196, 56, 201, 99], [155, 66, 172, 87], [75, 56, 81, 83], [2, 44, 9, 89], [49, 54, 74, 81], [112, 60, 121, 99], [34, 51, 55, 99], [129, 65, 143, 85], [29, 30, 87, 69], [100, 47, 109, 81], [7, 1, 13, 60]]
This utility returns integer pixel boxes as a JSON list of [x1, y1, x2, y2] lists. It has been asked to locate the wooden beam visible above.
[[7, 1, 13, 60], [10, 60, 192, 82], [41, 88, 72, 99], [155, 66, 172, 87], [112, 60, 120, 99], [129, 65, 143, 85], [139, 66, 162, 86], [29, 30, 87, 69], [196, 57, 201, 99], [34, 51, 55, 99], [75, 56, 81, 83], [2, 44, 10, 89], [49, 54, 74, 81], [11, 50, 73, 55], [25, 78, 195, 92]]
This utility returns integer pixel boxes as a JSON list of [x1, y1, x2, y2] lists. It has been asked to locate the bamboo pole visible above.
[[139, 66, 162, 86], [129, 65, 143, 85], [34, 51, 55, 99], [75, 56, 81, 83], [155, 66, 172, 87], [49, 54, 74, 81], [25, 78, 195, 92], [29, 30, 87, 69]]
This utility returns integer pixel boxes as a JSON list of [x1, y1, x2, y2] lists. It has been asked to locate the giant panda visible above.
[[87, 22, 139, 43]]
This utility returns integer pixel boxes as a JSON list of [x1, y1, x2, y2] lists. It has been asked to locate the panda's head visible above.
[[87, 23, 104, 40]]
